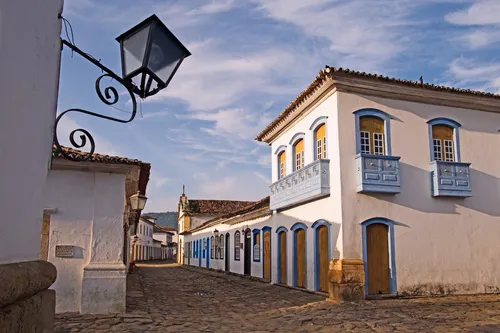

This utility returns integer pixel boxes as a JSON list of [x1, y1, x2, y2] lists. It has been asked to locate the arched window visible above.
[[234, 231, 241, 261], [278, 151, 286, 179], [354, 109, 393, 156], [275, 145, 287, 180], [210, 236, 214, 259], [314, 124, 327, 160], [360, 116, 384, 155], [294, 139, 304, 171], [427, 118, 461, 162], [220, 235, 225, 259]]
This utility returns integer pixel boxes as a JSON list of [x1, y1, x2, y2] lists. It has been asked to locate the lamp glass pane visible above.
[[147, 24, 187, 82], [122, 25, 151, 76], [138, 197, 147, 210], [129, 196, 139, 210]]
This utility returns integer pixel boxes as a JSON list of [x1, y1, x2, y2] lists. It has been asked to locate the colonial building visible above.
[[182, 66, 500, 301], [131, 216, 156, 261], [42, 145, 150, 314], [177, 188, 256, 264], [153, 225, 178, 260]]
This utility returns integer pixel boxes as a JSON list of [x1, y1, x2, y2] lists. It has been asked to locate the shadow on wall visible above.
[[363, 95, 500, 134], [275, 212, 342, 259], [363, 163, 500, 217]]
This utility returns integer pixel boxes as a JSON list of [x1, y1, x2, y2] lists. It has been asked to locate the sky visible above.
[[57, 0, 500, 212]]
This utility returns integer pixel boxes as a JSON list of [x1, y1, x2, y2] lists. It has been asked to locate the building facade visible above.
[[0, 1, 63, 330], [177, 190, 256, 264], [42, 146, 150, 314], [153, 225, 177, 260], [183, 66, 500, 301], [132, 216, 155, 261]]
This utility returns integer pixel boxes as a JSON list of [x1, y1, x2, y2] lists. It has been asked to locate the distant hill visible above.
[[144, 212, 177, 230]]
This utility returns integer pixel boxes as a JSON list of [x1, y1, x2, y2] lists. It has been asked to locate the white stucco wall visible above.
[[43, 169, 127, 313], [269, 92, 343, 259], [337, 91, 500, 294], [0, 0, 64, 264], [184, 212, 330, 293]]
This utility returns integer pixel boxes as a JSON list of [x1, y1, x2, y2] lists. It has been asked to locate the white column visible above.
[[81, 173, 127, 314]]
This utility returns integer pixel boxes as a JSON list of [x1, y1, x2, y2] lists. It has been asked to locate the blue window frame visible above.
[[354, 108, 393, 156], [427, 117, 462, 162], [252, 229, 261, 262]]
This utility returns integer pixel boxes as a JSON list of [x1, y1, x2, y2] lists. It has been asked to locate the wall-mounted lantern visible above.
[[54, 14, 191, 161], [130, 191, 148, 211], [133, 235, 139, 243]]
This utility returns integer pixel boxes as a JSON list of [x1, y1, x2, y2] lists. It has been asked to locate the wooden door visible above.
[[367, 224, 390, 295], [317, 225, 329, 292], [279, 232, 287, 284], [263, 231, 271, 280], [244, 230, 251, 275], [296, 229, 306, 288]]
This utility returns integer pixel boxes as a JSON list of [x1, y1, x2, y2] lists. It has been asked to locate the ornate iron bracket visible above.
[[54, 39, 138, 161]]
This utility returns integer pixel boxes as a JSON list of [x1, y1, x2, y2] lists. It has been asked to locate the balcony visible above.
[[269, 159, 330, 211], [356, 154, 401, 194], [430, 161, 471, 197]]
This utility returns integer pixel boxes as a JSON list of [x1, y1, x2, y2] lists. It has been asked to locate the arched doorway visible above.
[[362, 218, 396, 296], [313, 220, 330, 293], [263, 227, 271, 281], [244, 229, 251, 275], [276, 227, 287, 285], [225, 233, 230, 272], [292, 223, 307, 288]]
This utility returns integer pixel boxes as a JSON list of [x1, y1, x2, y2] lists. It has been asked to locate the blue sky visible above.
[[58, 0, 500, 211]]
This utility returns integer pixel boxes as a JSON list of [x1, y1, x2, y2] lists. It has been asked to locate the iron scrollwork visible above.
[[54, 39, 138, 161]]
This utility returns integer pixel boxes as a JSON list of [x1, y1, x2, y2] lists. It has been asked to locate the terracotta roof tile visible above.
[[185, 199, 257, 215], [255, 66, 500, 141], [189, 197, 270, 233], [52, 145, 149, 166], [154, 225, 177, 233]]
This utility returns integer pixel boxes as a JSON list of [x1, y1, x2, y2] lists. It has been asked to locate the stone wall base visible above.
[[328, 259, 365, 302], [0, 289, 55, 333], [81, 263, 126, 314]]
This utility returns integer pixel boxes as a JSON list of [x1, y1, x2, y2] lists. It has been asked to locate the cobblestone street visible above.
[[55, 262, 500, 332]]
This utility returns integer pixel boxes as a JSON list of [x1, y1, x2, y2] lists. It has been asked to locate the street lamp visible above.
[[133, 235, 139, 243], [54, 14, 191, 161], [116, 15, 191, 99], [214, 229, 219, 238], [130, 191, 148, 211]]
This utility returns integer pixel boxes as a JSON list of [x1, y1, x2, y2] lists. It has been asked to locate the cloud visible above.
[[257, 154, 271, 167], [452, 29, 500, 49], [445, 0, 500, 26], [190, 108, 273, 140], [192, 173, 236, 196], [188, 0, 236, 15], [254, 171, 271, 184], [447, 58, 500, 93], [146, 39, 299, 111]]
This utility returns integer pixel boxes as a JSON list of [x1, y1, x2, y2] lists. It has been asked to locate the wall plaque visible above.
[[55, 245, 74, 258]]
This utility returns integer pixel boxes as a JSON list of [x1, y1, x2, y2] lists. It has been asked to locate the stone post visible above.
[[0, 261, 57, 333], [328, 259, 365, 302]]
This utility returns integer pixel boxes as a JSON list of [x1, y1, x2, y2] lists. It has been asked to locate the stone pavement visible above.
[[55, 262, 500, 332]]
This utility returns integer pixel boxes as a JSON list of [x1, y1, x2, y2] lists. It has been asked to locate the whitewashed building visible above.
[[183, 66, 500, 301], [177, 189, 256, 264], [0, 1, 63, 330], [153, 225, 177, 260], [42, 146, 150, 314], [131, 216, 155, 261]]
